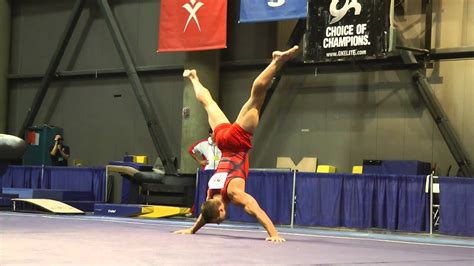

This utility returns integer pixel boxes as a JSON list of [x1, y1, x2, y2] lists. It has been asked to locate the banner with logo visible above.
[[240, 0, 307, 23], [304, 0, 391, 63], [158, 0, 227, 52]]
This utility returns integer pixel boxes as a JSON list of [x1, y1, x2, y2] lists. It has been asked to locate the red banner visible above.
[[158, 0, 227, 52], [27, 131, 39, 146]]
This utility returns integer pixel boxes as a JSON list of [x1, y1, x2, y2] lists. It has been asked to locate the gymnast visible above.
[[174, 46, 299, 242]]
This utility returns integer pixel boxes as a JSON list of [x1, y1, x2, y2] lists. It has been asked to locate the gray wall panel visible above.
[[11, 0, 72, 74], [429, 59, 472, 176], [8, 81, 38, 132], [222, 0, 276, 61], [463, 61, 474, 168], [142, 74, 183, 161], [61, 2, 122, 70], [112, 0, 140, 66], [374, 73, 408, 160], [219, 70, 255, 121], [347, 78, 378, 168], [11, 0, 183, 73], [9, 2, 21, 74], [7, 0, 474, 176], [51, 79, 139, 166], [299, 89, 325, 164], [137, 0, 185, 65]]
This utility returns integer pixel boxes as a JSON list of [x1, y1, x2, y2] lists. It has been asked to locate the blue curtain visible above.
[[1, 166, 43, 189], [195, 170, 293, 224], [295, 173, 343, 227], [295, 173, 428, 232], [372, 175, 399, 229], [1, 166, 105, 201], [439, 177, 474, 237], [0, 163, 8, 183], [44, 167, 105, 201], [396, 175, 429, 232], [342, 174, 376, 228], [193, 169, 213, 216]]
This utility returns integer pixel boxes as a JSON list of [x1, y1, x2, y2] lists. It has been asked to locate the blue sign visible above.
[[240, 0, 307, 23]]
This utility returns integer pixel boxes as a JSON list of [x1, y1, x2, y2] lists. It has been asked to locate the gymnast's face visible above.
[[212, 202, 226, 224]]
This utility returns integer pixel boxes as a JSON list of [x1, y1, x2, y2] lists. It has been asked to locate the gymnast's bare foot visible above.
[[183, 69, 198, 80], [272, 45, 299, 64]]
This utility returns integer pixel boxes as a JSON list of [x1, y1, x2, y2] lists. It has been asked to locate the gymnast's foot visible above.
[[272, 45, 299, 65], [183, 69, 198, 80]]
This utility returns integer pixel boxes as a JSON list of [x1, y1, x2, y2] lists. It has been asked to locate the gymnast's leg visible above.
[[235, 45, 299, 134], [183, 69, 230, 130]]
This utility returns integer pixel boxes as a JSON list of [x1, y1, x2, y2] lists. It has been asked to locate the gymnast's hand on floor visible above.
[[265, 235, 286, 243], [173, 228, 194, 234]]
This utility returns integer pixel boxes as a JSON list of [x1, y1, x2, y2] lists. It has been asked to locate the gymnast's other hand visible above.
[[173, 228, 194, 235], [265, 235, 286, 243]]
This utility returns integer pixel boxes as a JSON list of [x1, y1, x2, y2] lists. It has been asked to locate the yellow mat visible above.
[[137, 205, 191, 218], [317, 165, 337, 173], [138, 206, 155, 215], [352, 166, 363, 174], [12, 198, 84, 214]]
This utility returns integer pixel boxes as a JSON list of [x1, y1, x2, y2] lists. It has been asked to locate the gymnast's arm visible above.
[[173, 213, 206, 235], [229, 183, 285, 242], [173, 193, 210, 235]]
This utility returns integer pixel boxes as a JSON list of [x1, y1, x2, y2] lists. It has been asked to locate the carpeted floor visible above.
[[1, 212, 473, 265]]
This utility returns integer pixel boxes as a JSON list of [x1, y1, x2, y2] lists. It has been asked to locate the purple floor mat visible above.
[[1, 212, 473, 265]]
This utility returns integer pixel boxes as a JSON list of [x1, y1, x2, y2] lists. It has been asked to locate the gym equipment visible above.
[[316, 165, 337, 173], [363, 160, 431, 175], [1, 188, 95, 212], [0, 134, 27, 208], [93, 203, 190, 218], [106, 162, 195, 207], [94, 203, 154, 217], [0, 134, 26, 161], [2, 188, 94, 201], [12, 198, 84, 214]]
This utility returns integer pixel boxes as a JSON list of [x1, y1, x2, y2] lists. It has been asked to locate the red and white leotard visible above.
[[207, 123, 253, 202]]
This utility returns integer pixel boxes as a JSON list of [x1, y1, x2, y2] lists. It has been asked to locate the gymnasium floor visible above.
[[1, 212, 473, 265]]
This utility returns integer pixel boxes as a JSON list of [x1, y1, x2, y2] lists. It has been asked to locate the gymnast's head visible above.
[[201, 198, 226, 224]]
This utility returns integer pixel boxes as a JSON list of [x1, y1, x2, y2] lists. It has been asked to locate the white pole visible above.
[[429, 172, 434, 235], [290, 170, 297, 228], [195, 167, 200, 189], [104, 165, 109, 202], [41, 165, 44, 187]]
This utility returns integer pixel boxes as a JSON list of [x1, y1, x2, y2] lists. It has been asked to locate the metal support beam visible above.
[[424, 0, 433, 52], [401, 50, 473, 177], [0, 0, 11, 133], [17, 0, 85, 137], [8, 47, 474, 82], [429, 47, 474, 61], [97, 0, 177, 174], [8, 64, 183, 80], [286, 18, 307, 48], [396, 45, 429, 54]]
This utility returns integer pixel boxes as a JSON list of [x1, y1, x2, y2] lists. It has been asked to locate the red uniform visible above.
[[207, 123, 253, 202]]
